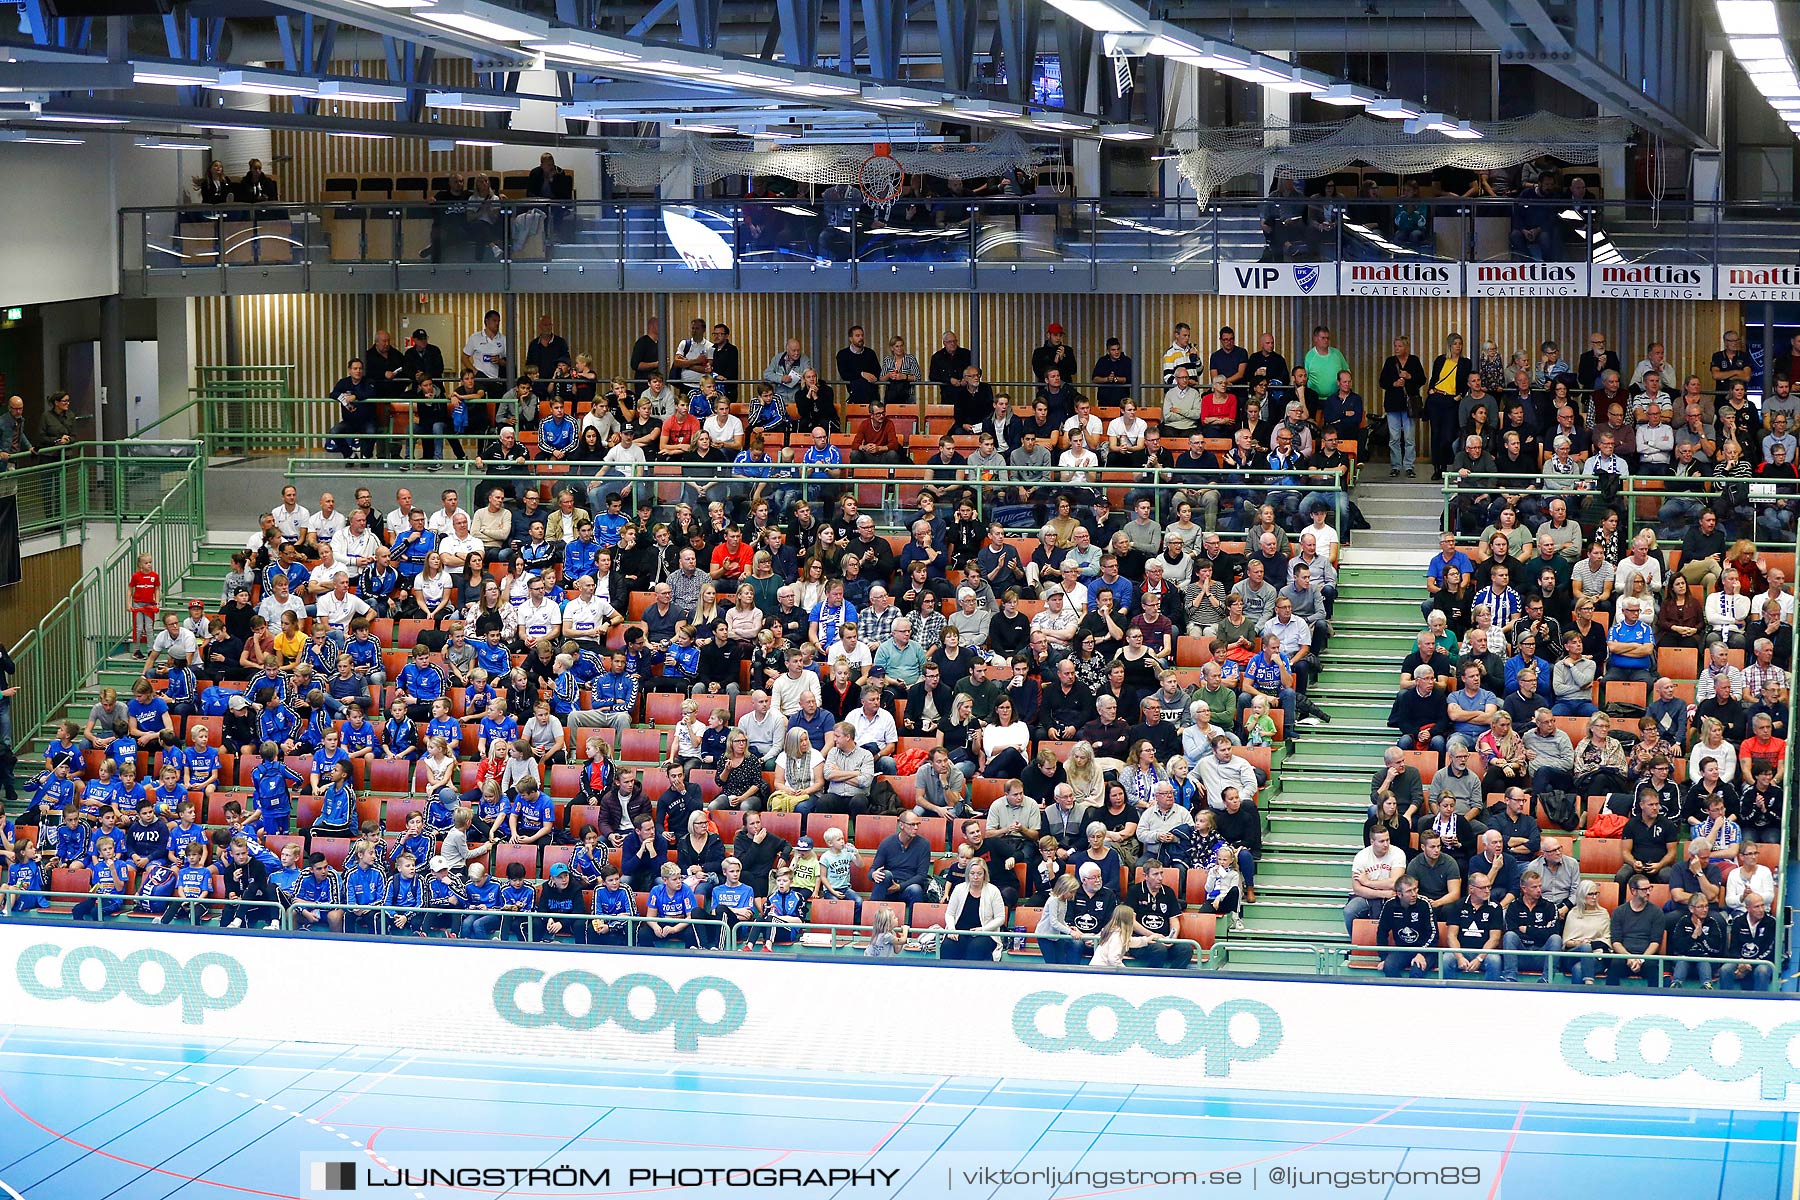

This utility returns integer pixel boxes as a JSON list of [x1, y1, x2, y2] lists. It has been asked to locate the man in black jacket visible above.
[[1036, 657, 1092, 741], [901, 664, 956, 737], [220, 835, 277, 928], [929, 332, 974, 409], [525, 151, 575, 244], [731, 811, 791, 899], [1066, 862, 1118, 955]]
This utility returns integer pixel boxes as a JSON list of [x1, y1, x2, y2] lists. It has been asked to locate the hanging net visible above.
[[602, 129, 1047, 193], [1169, 112, 1634, 200]]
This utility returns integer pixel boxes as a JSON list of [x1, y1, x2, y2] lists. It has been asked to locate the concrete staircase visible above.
[[1224, 476, 1446, 971]]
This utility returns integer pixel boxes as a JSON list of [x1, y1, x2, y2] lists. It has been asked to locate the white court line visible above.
[[0, 1051, 1787, 1148]]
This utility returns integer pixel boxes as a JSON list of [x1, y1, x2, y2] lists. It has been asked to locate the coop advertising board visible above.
[[5, 924, 1799, 1111]]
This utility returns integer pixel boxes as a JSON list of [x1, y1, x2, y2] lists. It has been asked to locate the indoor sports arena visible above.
[[0, 0, 1797, 1196]]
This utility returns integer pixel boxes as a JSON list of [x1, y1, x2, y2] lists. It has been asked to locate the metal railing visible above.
[[0, 441, 201, 542], [119, 196, 1800, 289], [9, 444, 205, 751], [1344, 943, 1780, 990], [0, 889, 287, 927], [1435, 476, 1798, 552]]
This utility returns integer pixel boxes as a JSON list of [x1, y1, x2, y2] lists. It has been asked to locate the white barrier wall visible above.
[[4, 923, 1797, 1110]]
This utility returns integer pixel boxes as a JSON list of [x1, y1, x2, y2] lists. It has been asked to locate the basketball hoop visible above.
[[857, 142, 905, 219]]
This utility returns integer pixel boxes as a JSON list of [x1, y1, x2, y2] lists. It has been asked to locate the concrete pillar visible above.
[[490, 68, 602, 204], [99, 295, 127, 441], [1073, 65, 1101, 196], [1261, 51, 1292, 194]]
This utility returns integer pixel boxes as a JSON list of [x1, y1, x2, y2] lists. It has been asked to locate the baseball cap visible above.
[[411, 328, 429, 340], [227, 695, 249, 712], [429, 855, 448, 872], [1047, 323, 1064, 335], [188, 598, 204, 607], [796, 836, 814, 851], [548, 862, 570, 878]]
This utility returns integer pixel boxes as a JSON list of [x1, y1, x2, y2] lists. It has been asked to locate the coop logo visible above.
[[1593, 263, 1712, 298], [15, 943, 248, 1026], [1468, 261, 1585, 295], [1343, 262, 1457, 295], [1561, 1013, 1800, 1101], [1720, 265, 1800, 301], [493, 968, 746, 1052], [1222, 263, 1337, 296], [1013, 991, 1282, 1075]]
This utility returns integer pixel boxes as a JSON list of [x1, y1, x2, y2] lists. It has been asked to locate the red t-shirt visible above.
[[130, 570, 161, 609], [710, 542, 754, 579]]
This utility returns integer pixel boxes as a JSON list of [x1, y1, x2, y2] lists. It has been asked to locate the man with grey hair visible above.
[[1147, 532, 1193, 589], [1370, 746, 1424, 821], [860, 584, 898, 645], [1604, 596, 1656, 683], [1136, 782, 1194, 864], [1526, 837, 1580, 919], [1230, 557, 1277, 627], [947, 586, 992, 648], [736, 690, 787, 765]]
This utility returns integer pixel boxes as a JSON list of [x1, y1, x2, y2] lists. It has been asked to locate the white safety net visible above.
[[1170, 112, 1634, 200]]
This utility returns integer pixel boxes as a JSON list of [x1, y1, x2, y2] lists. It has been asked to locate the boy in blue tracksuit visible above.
[[167, 801, 207, 865], [250, 742, 304, 834], [82, 761, 124, 823], [310, 762, 359, 841], [382, 698, 420, 764], [756, 868, 806, 951], [393, 811, 433, 871], [645, 862, 699, 949], [425, 696, 462, 749], [383, 853, 424, 934], [346, 620, 386, 689], [342, 840, 388, 935], [421, 856, 466, 936], [33, 763, 82, 831], [49, 804, 90, 868], [71, 838, 132, 921], [497, 861, 537, 941], [163, 665, 197, 717], [590, 866, 635, 946], [164, 841, 215, 925], [88, 810, 128, 862], [291, 853, 343, 932], [258, 698, 300, 755], [395, 645, 446, 722], [309, 730, 351, 795], [462, 674, 498, 726], [341, 705, 380, 761], [707, 858, 758, 949], [460, 863, 502, 939], [150, 764, 187, 820], [473, 629, 512, 680], [476, 699, 519, 758], [1, 839, 48, 914]]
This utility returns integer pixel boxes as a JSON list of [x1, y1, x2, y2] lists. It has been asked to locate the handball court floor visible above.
[[0, 1025, 1791, 1200]]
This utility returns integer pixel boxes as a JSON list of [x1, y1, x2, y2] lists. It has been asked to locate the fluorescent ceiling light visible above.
[[1742, 57, 1797, 76], [131, 61, 220, 86], [417, 0, 548, 42], [453, 138, 503, 147], [134, 135, 211, 150], [1730, 36, 1790, 59], [1041, 0, 1149, 34], [1755, 74, 1800, 96], [329, 130, 394, 140], [216, 69, 318, 97], [865, 86, 941, 108], [1442, 121, 1483, 139], [426, 91, 522, 113], [0, 129, 82, 143], [952, 97, 1025, 120], [669, 120, 736, 133], [1717, 2, 1780, 37], [348, 0, 436, 7], [1253, 65, 1329, 94], [37, 113, 126, 124], [787, 72, 859, 98], [524, 35, 640, 65], [1098, 123, 1154, 140], [1315, 83, 1377, 107], [1030, 111, 1098, 132], [316, 80, 408, 104], [1366, 96, 1425, 119]]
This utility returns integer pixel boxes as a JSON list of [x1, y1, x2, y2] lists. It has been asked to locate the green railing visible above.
[[0, 442, 201, 542], [1436, 476, 1795, 552], [9, 443, 204, 750]]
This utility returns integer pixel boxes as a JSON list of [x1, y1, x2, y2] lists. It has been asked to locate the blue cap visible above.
[[548, 862, 570, 878]]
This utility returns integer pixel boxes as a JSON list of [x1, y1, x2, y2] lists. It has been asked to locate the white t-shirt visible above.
[[603, 443, 646, 478], [332, 528, 379, 569], [1062, 414, 1104, 443], [770, 670, 823, 717], [271, 504, 310, 540], [1303, 521, 1340, 555], [846, 706, 898, 749], [427, 508, 461, 537], [702, 413, 743, 446], [1351, 844, 1407, 890], [674, 337, 714, 384], [308, 563, 345, 593], [516, 598, 563, 640], [464, 329, 508, 381], [258, 594, 307, 629], [561, 596, 616, 638], [1106, 415, 1146, 445], [417, 569, 455, 609], [305, 509, 346, 542], [152, 628, 198, 662], [440, 533, 483, 568], [1058, 447, 1098, 483], [828, 641, 873, 674], [315, 591, 372, 636]]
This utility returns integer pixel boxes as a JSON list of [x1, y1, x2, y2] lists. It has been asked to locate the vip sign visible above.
[[1340, 262, 1460, 297], [1591, 263, 1714, 300], [1719, 265, 1800, 303], [1466, 261, 1589, 297], [1218, 263, 1339, 297]]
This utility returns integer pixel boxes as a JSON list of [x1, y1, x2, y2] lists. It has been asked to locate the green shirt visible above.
[[872, 639, 926, 687], [1304, 346, 1349, 402]]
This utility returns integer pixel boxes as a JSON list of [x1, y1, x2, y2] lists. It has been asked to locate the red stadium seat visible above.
[[310, 837, 352, 869], [369, 758, 416, 795], [496, 843, 540, 879], [383, 794, 423, 832], [854, 814, 897, 851], [620, 728, 663, 764]]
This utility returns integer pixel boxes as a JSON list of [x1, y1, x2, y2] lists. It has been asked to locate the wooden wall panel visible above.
[[269, 60, 490, 203], [0, 544, 79, 649], [193, 292, 1750, 412]]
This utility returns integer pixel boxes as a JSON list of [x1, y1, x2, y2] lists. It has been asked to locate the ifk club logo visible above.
[[1012, 991, 1282, 1074], [492, 968, 746, 1051], [1560, 1012, 1800, 1100], [15, 943, 248, 1025]]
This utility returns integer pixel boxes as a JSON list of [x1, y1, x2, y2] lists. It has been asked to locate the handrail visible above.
[[0, 889, 287, 924], [1434, 475, 1800, 552], [1350, 942, 1780, 990]]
